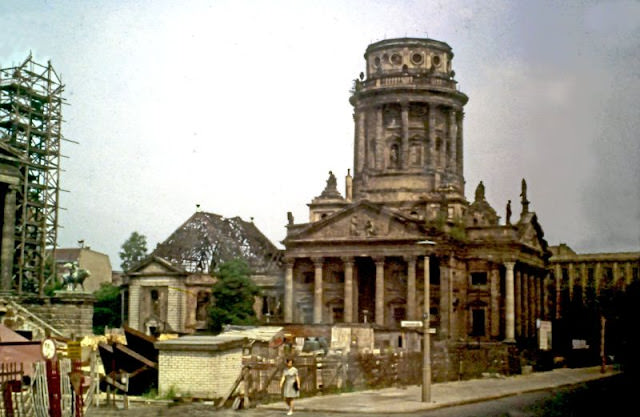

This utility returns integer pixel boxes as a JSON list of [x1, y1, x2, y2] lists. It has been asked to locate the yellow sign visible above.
[[67, 341, 82, 360]]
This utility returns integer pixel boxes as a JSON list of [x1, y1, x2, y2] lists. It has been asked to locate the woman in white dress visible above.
[[279, 358, 300, 415]]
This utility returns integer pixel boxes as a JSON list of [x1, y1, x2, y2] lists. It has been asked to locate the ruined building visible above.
[[123, 211, 283, 335], [0, 55, 64, 295], [283, 38, 553, 348], [282, 37, 640, 374]]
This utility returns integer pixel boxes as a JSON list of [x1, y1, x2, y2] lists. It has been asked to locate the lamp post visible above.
[[417, 239, 436, 402]]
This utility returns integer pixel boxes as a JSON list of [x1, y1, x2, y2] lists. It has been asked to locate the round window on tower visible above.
[[432, 55, 441, 67], [411, 53, 423, 65], [391, 53, 402, 65]]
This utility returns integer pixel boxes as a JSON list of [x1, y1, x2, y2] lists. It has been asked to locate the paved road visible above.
[[86, 367, 628, 417]]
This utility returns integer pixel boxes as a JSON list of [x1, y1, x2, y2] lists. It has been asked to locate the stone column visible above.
[[490, 267, 500, 338], [515, 271, 522, 338], [523, 272, 530, 338], [439, 258, 450, 338], [284, 259, 294, 322], [428, 103, 438, 186], [342, 257, 354, 323], [536, 275, 542, 323], [555, 264, 562, 319], [595, 262, 602, 295], [543, 273, 550, 320], [376, 107, 384, 170], [406, 256, 417, 320], [504, 261, 516, 342], [613, 262, 620, 286], [528, 274, 535, 337], [457, 112, 464, 183], [448, 110, 457, 173], [374, 257, 385, 326], [626, 262, 633, 286], [580, 263, 587, 299], [401, 102, 409, 169], [313, 257, 324, 324], [568, 263, 575, 300], [1, 186, 17, 292], [355, 110, 366, 173]]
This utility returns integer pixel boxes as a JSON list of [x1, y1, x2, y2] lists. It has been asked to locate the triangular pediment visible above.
[[287, 201, 425, 242], [517, 213, 549, 254], [126, 255, 186, 276]]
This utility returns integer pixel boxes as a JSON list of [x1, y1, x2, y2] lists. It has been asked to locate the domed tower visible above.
[[350, 38, 469, 221]]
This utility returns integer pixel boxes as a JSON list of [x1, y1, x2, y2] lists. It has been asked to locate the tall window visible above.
[[471, 309, 486, 336]]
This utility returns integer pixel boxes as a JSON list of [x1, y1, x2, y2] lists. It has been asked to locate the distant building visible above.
[[53, 247, 113, 293], [122, 211, 283, 335], [549, 243, 640, 317]]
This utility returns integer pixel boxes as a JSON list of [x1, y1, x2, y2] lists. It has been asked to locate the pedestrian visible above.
[[279, 358, 300, 415]]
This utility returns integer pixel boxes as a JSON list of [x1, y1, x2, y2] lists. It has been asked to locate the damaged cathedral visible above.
[[282, 38, 550, 349]]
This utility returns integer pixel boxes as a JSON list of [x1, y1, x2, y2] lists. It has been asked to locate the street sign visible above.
[[401, 320, 423, 328]]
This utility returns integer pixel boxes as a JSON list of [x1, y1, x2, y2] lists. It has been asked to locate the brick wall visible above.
[[158, 348, 243, 399]]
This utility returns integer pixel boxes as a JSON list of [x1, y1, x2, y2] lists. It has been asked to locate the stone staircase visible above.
[[0, 296, 65, 339]]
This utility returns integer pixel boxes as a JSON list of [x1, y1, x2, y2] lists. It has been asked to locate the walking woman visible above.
[[279, 358, 300, 415]]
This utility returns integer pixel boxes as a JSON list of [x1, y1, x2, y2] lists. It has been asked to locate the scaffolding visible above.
[[0, 54, 64, 295]]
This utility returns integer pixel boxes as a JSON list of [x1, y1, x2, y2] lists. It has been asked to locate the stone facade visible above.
[[125, 256, 203, 335], [283, 39, 551, 353], [0, 292, 95, 338]]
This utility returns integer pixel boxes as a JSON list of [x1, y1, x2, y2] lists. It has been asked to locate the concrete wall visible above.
[[157, 347, 243, 398]]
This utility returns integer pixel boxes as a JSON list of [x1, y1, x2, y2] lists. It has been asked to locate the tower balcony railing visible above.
[[353, 74, 459, 93]]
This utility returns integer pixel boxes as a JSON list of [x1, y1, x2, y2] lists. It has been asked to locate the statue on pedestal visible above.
[[61, 262, 91, 292]]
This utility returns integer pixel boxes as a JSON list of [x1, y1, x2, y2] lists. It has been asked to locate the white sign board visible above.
[[538, 320, 552, 350], [401, 320, 423, 328]]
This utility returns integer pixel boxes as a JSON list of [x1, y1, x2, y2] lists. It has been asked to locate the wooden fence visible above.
[[220, 351, 423, 408]]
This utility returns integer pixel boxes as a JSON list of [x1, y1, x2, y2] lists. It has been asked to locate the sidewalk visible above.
[[258, 366, 618, 414]]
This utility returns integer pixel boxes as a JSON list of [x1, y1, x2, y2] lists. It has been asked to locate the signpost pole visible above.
[[422, 256, 431, 402]]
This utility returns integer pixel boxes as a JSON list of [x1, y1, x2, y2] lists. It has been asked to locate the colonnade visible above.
[[284, 255, 546, 344], [284, 255, 429, 326], [553, 259, 640, 319]]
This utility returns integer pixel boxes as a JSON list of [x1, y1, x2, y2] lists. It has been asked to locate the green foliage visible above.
[[208, 259, 261, 334], [119, 231, 148, 271], [93, 283, 121, 334]]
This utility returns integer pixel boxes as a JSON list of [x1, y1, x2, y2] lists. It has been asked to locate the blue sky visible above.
[[2, 0, 638, 269]]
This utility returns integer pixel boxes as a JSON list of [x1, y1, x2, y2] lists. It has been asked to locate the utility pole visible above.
[[418, 240, 436, 402]]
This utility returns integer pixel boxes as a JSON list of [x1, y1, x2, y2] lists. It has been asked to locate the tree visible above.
[[93, 282, 121, 334], [119, 231, 148, 271], [208, 259, 260, 333]]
